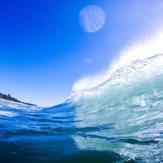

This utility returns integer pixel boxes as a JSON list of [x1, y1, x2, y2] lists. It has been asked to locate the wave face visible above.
[[71, 33, 163, 162], [1, 35, 163, 162], [72, 53, 163, 162]]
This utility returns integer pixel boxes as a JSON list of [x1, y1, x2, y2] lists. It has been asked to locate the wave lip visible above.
[[71, 31, 163, 101], [70, 53, 163, 103]]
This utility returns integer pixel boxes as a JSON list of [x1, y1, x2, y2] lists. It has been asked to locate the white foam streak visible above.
[[0, 110, 18, 117]]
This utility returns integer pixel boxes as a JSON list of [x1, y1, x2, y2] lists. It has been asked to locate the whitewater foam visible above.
[[0, 110, 18, 117]]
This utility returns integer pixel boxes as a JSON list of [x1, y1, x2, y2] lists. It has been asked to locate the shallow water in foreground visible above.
[[0, 101, 128, 163], [1, 54, 163, 163]]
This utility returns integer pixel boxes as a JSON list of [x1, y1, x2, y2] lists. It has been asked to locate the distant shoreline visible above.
[[0, 92, 37, 106]]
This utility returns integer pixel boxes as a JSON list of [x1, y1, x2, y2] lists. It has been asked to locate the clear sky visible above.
[[0, 0, 163, 107]]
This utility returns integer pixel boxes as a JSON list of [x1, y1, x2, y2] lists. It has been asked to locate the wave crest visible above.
[[70, 32, 163, 102]]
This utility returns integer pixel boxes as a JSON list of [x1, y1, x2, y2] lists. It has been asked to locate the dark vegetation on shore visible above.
[[0, 92, 36, 106]]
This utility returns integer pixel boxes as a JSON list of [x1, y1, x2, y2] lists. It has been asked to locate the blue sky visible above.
[[0, 0, 163, 106]]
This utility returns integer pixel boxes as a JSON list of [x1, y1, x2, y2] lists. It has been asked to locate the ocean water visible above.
[[1, 36, 163, 162]]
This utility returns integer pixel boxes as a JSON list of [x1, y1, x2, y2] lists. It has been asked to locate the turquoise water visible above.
[[0, 53, 163, 162]]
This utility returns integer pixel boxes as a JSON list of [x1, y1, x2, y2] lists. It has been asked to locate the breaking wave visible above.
[[1, 32, 163, 162], [70, 32, 163, 161]]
